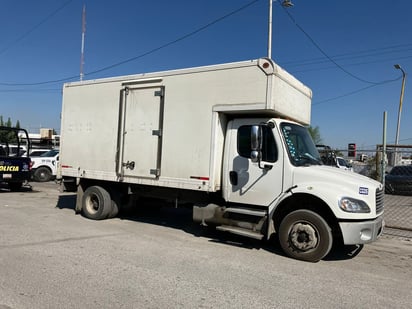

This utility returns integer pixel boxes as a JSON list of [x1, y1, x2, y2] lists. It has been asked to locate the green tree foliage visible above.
[[307, 126, 323, 145], [0, 116, 21, 143]]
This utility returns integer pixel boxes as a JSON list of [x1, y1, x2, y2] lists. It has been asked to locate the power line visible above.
[[0, 88, 60, 93], [283, 43, 412, 68], [280, 4, 401, 85], [0, 0, 74, 56], [0, 0, 260, 87], [313, 84, 381, 106], [291, 54, 412, 74]]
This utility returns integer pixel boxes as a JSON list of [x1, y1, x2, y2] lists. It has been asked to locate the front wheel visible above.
[[279, 209, 333, 262]]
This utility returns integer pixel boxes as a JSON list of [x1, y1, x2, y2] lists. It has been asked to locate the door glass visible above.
[[237, 125, 277, 162]]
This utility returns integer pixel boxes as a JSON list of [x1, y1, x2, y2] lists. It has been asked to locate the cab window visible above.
[[237, 125, 277, 162]]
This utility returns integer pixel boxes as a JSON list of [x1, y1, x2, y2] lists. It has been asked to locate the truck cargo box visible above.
[[59, 58, 312, 192]]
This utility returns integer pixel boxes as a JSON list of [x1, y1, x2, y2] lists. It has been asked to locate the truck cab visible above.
[[195, 117, 384, 262]]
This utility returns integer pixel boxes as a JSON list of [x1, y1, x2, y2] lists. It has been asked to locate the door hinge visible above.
[[152, 129, 162, 137], [154, 88, 164, 97], [150, 169, 160, 177]]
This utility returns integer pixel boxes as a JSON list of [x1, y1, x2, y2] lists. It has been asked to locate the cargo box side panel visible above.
[[159, 65, 268, 187], [60, 82, 120, 180], [268, 65, 312, 126]]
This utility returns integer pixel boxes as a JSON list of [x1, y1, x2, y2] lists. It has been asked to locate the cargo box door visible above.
[[119, 86, 164, 179]]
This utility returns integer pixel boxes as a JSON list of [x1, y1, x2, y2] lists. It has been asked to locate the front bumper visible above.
[[339, 215, 384, 245]]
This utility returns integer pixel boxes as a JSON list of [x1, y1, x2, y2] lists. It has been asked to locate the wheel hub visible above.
[[289, 222, 318, 251], [86, 195, 100, 214]]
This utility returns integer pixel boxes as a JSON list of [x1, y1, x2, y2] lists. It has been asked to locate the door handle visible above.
[[229, 171, 238, 186]]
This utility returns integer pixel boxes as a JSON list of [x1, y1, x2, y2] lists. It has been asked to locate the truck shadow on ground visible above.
[[56, 194, 77, 210], [55, 194, 362, 262]]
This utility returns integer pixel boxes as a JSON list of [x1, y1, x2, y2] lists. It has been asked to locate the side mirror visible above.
[[250, 125, 262, 163], [251, 125, 261, 151], [250, 150, 260, 163]]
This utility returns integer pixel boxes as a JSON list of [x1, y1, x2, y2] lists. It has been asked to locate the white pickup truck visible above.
[[31, 149, 59, 182]]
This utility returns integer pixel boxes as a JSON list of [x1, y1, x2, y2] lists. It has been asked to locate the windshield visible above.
[[281, 123, 322, 166], [40, 149, 59, 157]]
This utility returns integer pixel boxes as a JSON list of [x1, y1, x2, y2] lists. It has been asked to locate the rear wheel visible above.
[[279, 209, 333, 262], [82, 186, 112, 220], [34, 167, 52, 182], [107, 190, 121, 218]]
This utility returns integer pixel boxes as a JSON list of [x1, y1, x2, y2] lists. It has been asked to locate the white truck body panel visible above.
[[58, 58, 384, 262], [59, 59, 311, 192]]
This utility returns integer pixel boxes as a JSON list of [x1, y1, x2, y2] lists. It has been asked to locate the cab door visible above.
[[224, 119, 283, 206]]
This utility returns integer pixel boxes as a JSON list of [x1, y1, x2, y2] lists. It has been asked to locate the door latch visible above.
[[123, 161, 135, 170]]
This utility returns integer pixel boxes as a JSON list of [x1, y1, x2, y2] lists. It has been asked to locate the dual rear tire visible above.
[[82, 185, 119, 220]]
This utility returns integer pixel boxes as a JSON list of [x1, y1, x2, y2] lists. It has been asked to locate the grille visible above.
[[376, 188, 384, 215]]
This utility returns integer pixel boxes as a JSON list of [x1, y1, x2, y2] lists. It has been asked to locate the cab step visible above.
[[216, 225, 264, 240], [224, 207, 267, 217]]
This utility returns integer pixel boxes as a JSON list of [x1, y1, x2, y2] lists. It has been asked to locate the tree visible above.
[[0, 116, 21, 128], [0, 116, 22, 143], [308, 126, 323, 145]]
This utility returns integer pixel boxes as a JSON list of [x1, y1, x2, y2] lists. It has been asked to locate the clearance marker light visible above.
[[190, 176, 209, 181]]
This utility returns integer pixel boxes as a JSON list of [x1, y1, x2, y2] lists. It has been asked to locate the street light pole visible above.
[[268, 0, 294, 59], [268, 0, 273, 59], [394, 64, 406, 165]]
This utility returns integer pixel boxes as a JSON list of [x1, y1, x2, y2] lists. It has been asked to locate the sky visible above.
[[0, 0, 411, 151]]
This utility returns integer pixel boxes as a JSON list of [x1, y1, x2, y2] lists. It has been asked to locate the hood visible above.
[[292, 165, 382, 198]]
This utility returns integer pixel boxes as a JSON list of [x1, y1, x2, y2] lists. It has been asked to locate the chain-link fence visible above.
[[334, 146, 412, 236], [384, 194, 412, 233]]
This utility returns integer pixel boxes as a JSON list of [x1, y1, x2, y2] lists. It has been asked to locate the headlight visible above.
[[338, 197, 370, 213]]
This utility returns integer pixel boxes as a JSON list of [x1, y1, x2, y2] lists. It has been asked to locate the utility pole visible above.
[[80, 4, 86, 81], [268, 0, 273, 59], [393, 64, 406, 165], [268, 1, 293, 59]]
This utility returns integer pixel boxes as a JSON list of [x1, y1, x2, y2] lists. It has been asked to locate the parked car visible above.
[[336, 157, 353, 172], [31, 149, 59, 182], [29, 148, 52, 157], [0, 144, 27, 156], [0, 127, 32, 191], [385, 165, 412, 195]]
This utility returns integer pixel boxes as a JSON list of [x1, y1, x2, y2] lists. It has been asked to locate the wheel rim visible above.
[[289, 221, 319, 252], [85, 193, 100, 215]]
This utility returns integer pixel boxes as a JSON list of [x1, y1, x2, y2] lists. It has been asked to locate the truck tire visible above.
[[82, 186, 112, 220], [34, 167, 52, 182], [278, 209, 333, 262], [107, 192, 120, 219]]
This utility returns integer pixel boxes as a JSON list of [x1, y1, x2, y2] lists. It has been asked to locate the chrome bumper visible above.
[[339, 215, 384, 245]]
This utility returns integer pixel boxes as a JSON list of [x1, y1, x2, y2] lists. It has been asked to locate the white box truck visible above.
[[58, 58, 384, 262]]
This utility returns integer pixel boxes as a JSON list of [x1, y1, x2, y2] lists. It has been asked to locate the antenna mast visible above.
[[80, 4, 86, 81]]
